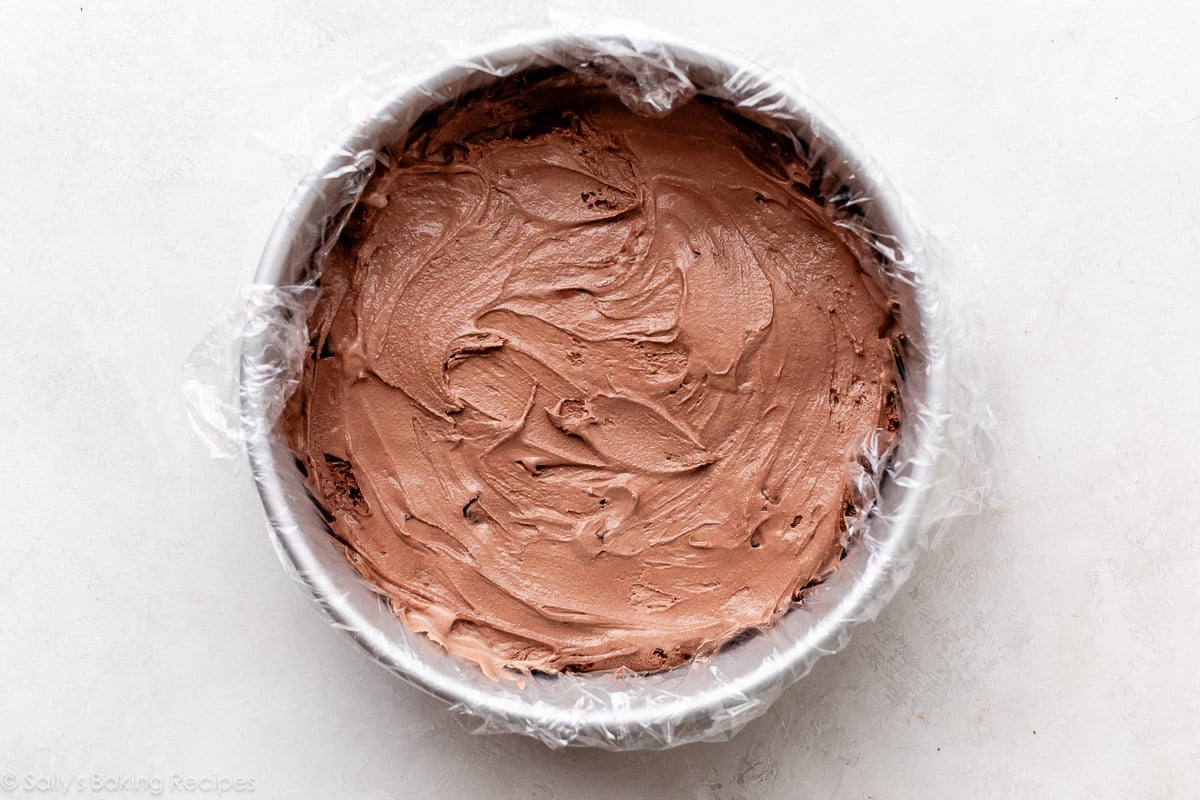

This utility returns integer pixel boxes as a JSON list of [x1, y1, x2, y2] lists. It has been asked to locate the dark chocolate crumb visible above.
[[322, 453, 366, 512], [462, 494, 485, 523], [885, 388, 900, 432]]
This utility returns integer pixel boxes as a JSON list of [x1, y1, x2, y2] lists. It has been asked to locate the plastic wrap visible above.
[[184, 23, 997, 750]]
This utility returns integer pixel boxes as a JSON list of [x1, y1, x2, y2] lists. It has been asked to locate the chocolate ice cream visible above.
[[287, 72, 899, 677]]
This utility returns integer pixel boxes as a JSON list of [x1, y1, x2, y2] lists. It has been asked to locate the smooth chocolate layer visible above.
[[288, 73, 898, 677]]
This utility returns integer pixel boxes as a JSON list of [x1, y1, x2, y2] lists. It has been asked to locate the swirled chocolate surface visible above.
[[288, 73, 898, 677]]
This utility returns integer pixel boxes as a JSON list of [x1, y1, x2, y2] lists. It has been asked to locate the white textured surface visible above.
[[2, 1, 1197, 798]]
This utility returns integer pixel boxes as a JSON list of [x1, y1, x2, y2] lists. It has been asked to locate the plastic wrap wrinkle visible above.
[[183, 24, 997, 750]]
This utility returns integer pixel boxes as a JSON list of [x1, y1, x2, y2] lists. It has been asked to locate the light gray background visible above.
[[2, 1, 1197, 798]]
